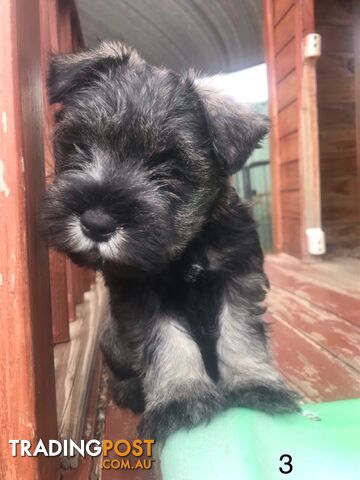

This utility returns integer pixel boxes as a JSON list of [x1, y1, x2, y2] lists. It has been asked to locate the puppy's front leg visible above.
[[217, 275, 300, 413], [139, 317, 223, 440], [100, 317, 145, 413]]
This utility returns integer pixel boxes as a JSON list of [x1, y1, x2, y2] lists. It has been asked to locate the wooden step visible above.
[[265, 254, 360, 326]]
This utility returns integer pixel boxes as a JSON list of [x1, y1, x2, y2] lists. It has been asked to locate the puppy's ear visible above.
[[48, 54, 93, 103], [194, 77, 269, 175], [48, 41, 143, 104]]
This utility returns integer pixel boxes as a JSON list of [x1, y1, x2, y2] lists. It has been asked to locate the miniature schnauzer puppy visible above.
[[42, 41, 299, 440]]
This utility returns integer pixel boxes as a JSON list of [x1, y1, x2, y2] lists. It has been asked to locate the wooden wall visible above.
[[0, 0, 59, 477], [1, 1, 92, 478], [315, 0, 360, 251], [263, 0, 319, 258], [274, 1, 302, 257]]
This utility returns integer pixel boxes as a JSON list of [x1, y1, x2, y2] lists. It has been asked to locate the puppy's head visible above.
[[42, 41, 268, 274]]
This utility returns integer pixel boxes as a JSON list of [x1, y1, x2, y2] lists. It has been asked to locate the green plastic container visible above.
[[161, 400, 360, 480]]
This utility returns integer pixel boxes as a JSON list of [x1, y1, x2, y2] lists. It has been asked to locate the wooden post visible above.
[[0, 0, 59, 478], [298, 41, 322, 248], [263, 0, 283, 253], [41, 0, 70, 344], [296, 0, 322, 259], [262, 0, 321, 259]]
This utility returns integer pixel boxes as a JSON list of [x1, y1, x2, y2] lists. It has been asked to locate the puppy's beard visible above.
[[66, 215, 126, 262], [66, 215, 96, 253], [98, 228, 126, 261]]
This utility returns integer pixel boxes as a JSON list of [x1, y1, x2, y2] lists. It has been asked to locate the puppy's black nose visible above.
[[81, 208, 117, 241]]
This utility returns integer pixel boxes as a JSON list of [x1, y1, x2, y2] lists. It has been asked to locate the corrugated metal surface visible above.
[[75, 0, 263, 73]]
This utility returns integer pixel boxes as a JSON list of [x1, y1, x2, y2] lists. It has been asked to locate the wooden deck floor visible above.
[[265, 253, 360, 402], [100, 392, 159, 480], [64, 253, 360, 479]]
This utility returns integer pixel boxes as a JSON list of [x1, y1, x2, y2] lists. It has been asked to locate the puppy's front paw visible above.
[[138, 387, 224, 440], [112, 377, 145, 414], [224, 382, 301, 414]]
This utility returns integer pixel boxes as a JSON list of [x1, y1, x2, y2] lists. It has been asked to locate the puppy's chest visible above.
[[158, 262, 223, 382], [158, 258, 224, 321]]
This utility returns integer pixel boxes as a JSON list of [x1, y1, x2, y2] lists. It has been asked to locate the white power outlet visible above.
[[304, 33, 321, 59], [306, 228, 326, 255]]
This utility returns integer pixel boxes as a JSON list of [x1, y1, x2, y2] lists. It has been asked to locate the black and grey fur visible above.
[[42, 41, 300, 440]]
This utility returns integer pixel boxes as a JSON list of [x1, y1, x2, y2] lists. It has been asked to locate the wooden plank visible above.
[[315, 0, 353, 26], [323, 202, 359, 231], [66, 259, 77, 322], [281, 218, 301, 258], [58, 0, 73, 53], [322, 199, 359, 225], [55, 279, 108, 454], [317, 53, 354, 78], [277, 69, 297, 110], [57, 1, 90, 317], [317, 77, 355, 104], [268, 286, 360, 371], [316, 0, 360, 250], [280, 160, 299, 191], [66, 262, 96, 321], [280, 190, 300, 218], [40, 0, 70, 344], [266, 0, 317, 260], [0, 0, 59, 477], [319, 127, 355, 155], [101, 392, 158, 480], [320, 151, 357, 178], [274, 0, 294, 26], [324, 222, 360, 250], [300, 0, 315, 34], [275, 39, 296, 82], [318, 25, 354, 54], [69, 0, 84, 50], [278, 101, 297, 137], [71, 264, 88, 306], [354, 0, 360, 240], [268, 253, 360, 293], [279, 131, 298, 163], [15, 0, 60, 468], [62, 352, 103, 478], [263, 0, 284, 253], [58, 1, 81, 323], [265, 256, 360, 326], [274, 4, 296, 54], [322, 175, 359, 199], [298, 27, 321, 255], [318, 103, 355, 130], [88, 269, 96, 285], [269, 313, 360, 402], [49, 251, 70, 343], [321, 174, 360, 225]]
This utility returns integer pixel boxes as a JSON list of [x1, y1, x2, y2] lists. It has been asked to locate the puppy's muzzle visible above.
[[80, 207, 117, 242]]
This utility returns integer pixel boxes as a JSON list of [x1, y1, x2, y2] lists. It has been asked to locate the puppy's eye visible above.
[[59, 140, 87, 157], [148, 150, 177, 166], [56, 161, 83, 174]]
